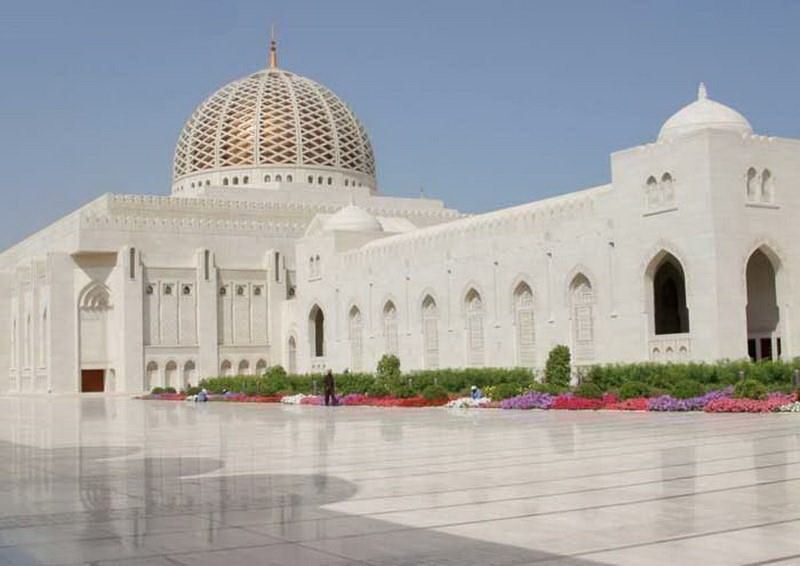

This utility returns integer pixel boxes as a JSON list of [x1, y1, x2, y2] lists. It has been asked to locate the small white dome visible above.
[[658, 83, 752, 142], [325, 205, 383, 232]]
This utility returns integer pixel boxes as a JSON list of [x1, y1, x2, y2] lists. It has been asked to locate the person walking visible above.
[[323, 369, 336, 406]]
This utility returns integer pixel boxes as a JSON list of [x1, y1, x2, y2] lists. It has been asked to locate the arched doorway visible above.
[[183, 361, 196, 388], [220, 360, 232, 377], [746, 248, 781, 360], [255, 359, 268, 375], [165, 361, 178, 390], [309, 305, 325, 358], [238, 359, 250, 376], [647, 253, 689, 335], [79, 282, 113, 392], [383, 301, 399, 356]]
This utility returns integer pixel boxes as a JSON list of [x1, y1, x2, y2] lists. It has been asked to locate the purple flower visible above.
[[647, 387, 733, 411], [500, 391, 554, 410]]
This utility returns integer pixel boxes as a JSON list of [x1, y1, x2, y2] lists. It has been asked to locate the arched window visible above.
[[309, 256, 315, 278], [287, 336, 297, 373], [465, 289, 484, 366], [383, 301, 399, 356], [276, 174, 282, 182], [255, 359, 267, 375], [183, 360, 196, 388], [238, 359, 250, 376], [223, 178, 229, 186], [349, 306, 363, 371], [242, 176, 249, 184], [287, 174, 293, 182], [746, 248, 781, 360], [232, 176, 239, 185], [315, 255, 321, 278], [145, 361, 158, 391], [570, 274, 595, 361], [422, 295, 439, 369], [220, 359, 232, 377], [513, 283, 535, 367], [165, 361, 178, 390], [205, 180, 210, 186], [318, 176, 323, 184], [265, 175, 271, 183], [327, 177, 333, 185], [746, 167, 758, 201], [309, 305, 325, 358], [661, 173, 674, 204], [345, 179, 349, 187], [645, 176, 659, 208], [308, 175, 314, 184], [649, 253, 690, 335], [761, 169, 773, 203]]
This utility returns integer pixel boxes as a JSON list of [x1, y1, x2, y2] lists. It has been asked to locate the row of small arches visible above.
[[145, 359, 196, 390], [219, 358, 269, 376], [307, 277, 595, 370], [146, 283, 193, 296], [219, 284, 263, 297]]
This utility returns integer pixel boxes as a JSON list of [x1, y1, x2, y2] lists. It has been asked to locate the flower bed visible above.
[[551, 395, 605, 410], [778, 401, 800, 412], [604, 397, 648, 411], [705, 393, 795, 413], [500, 391, 554, 410]]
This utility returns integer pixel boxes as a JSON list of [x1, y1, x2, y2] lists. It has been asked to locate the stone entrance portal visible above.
[[80, 369, 104, 392]]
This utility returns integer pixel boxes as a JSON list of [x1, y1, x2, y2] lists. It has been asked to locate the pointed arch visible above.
[[382, 300, 399, 356], [464, 288, 485, 367], [646, 251, 690, 335], [348, 305, 363, 371], [255, 358, 268, 375], [309, 304, 325, 358], [421, 294, 439, 369], [238, 359, 250, 376], [513, 281, 536, 367], [220, 359, 232, 377], [746, 244, 782, 360], [569, 273, 595, 362], [79, 281, 111, 310], [760, 169, 773, 203], [746, 167, 758, 201], [287, 335, 297, 374]]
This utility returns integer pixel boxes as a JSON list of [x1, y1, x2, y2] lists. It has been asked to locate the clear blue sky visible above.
[[1, 1, 799, 249]]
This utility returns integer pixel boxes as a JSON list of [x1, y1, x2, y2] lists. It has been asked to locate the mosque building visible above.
[[2, 39, 797, 393]]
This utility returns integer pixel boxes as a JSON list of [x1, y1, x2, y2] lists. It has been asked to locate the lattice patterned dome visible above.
[[172, 40, 376, 195]]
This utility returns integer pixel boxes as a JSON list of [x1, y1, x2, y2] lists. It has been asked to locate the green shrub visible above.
[[545, 345, 571, 387], [151, 387, 165, 395], [265, 365, 287, 380], [163, 387, 177, 394], [670, 379, 704, 399], [366, 380, 390, 397], [734, 378, 767, 400], [485, 382, 522, 401], [376, 354, 401, 380], [529, 381, 569, 395], [421, 384, 449, 401], [574, 382, 603, 399], [618, 381, 652, 400], [184, 386, 201, 396]]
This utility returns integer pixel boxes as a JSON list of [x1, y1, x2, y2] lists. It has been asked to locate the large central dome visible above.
[[172, 42, 376, 195]]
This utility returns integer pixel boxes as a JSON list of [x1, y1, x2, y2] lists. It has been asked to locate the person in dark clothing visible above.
[[323, 370, 336, 406]]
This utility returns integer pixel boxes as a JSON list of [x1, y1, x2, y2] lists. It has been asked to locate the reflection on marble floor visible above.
[[0, 396, 797, 565]]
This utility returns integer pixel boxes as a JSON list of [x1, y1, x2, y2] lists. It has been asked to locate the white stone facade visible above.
[[2, 49, 798, 395]]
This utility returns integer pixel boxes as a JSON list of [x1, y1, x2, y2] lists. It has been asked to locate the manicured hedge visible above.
[[586, 360, 800, 392], [199, 367, 535, 397]]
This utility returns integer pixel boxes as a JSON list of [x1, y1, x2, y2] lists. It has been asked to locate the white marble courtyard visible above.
[[0, 396, 798, 565]]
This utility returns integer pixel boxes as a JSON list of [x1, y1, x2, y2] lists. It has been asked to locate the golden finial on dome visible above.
[[698, 82, 707, 100], [269, 25, 278, 69]]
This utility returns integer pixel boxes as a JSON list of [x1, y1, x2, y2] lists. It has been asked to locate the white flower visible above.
[[445, 397, 492, 409], [281, 393, 308, 405]]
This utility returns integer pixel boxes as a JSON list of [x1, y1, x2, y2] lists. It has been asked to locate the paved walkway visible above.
[[0, 396, 798, 565]]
